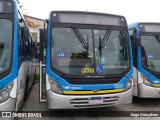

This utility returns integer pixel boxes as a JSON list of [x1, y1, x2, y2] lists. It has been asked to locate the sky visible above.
[[20, 0, 160, 24]]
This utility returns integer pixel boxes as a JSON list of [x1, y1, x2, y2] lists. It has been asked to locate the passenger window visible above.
[[18, 26, 24, 57]]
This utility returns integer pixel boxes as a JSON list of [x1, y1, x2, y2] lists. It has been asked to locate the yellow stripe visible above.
[[63, 89, 124, 95], [153, 84, 160, 88]]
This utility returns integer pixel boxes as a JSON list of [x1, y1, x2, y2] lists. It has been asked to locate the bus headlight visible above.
[[124, 77, 133, 91], [141, 74, 153, 87], [49, 78, 63, 95], [0, 81, 14, 103]]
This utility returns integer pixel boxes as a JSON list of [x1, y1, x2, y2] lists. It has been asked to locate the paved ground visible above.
[[16, 81, 160, 120]]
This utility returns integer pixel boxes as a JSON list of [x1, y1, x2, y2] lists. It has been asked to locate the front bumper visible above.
[[138, 83, 160, 98], [0, 98, 16, 111], [47, 88, 133, 109]]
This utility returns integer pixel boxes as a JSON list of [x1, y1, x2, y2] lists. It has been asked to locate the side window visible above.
[[23, 33, 30, 57], [28, 36, 32, 57], [31, 38, 35, 58], [18, 26, 24, 57], [129, 29, 137, 66], [31, 40, 33, 57], [24, 39, 28, 57]]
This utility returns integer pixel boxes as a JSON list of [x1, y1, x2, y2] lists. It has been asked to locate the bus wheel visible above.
[[24, 76, 29, 102]]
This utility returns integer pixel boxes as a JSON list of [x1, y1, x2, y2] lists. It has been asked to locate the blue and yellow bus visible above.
[[129, 23, 160, 98], [40, 11, 133, 109], [0, 0, 37, 111]]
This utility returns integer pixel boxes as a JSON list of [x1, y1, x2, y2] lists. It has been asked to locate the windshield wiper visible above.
[[99, 27, 112, 49], [98, 27, 112, 57], [71, 24, 88, 50]]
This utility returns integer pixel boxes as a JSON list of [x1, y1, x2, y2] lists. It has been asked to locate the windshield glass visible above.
[[141, 35, 160, 72], [51, 26, 130, 75], [94, 29, 129, 74], [0, 19, 12, 74]]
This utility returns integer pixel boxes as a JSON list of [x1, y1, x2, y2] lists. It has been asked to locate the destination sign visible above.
[[0, 1, 13, 13], [51, 11, 127, 26], [140, 23, 160, 33]]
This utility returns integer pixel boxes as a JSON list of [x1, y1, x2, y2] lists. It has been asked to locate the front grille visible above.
[[70, 96, 119, 108], [65, 78, 121, 84]]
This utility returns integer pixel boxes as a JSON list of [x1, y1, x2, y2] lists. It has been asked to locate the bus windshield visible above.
[[51, 25, 130, 75], [0, 19, 12, 74], [141, 34, 160, 72]]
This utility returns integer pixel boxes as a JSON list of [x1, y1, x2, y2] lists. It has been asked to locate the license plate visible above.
[[88, 97, 103, 104]]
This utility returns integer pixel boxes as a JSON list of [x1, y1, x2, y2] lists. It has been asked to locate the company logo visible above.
[[1, 112, 42, 118], [92, 90, 99, 93], [114, 83, 123, 89], [70, 87, 82, 90], [85, 75, 105, 78], [154, 80, 159, 84], [2, 112, 11, 117], [63, 86, 82, 90], [63, 86, 70, 89]]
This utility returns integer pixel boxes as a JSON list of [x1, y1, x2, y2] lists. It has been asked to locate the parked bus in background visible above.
[[39, 11, 133, 109], [129, 23, 160, 98], [0, 0, 37, 111]]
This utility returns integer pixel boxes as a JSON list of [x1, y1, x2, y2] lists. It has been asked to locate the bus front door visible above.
[[39, 29, 47, 102]]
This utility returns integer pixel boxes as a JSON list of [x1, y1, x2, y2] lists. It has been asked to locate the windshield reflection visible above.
[[0, 19, 12, 74], [141, 35, 160, 72], [51, 26, 130, 75]]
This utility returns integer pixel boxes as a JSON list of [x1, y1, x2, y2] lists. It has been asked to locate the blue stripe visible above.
[[46, 12, 61, 81], [57, 70, 133, 91]]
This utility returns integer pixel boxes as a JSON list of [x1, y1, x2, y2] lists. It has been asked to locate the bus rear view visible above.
[[40, 11, 133, 109]]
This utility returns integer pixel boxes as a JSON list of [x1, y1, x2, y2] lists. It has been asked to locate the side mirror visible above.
[[22, 27, 29, 42]]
